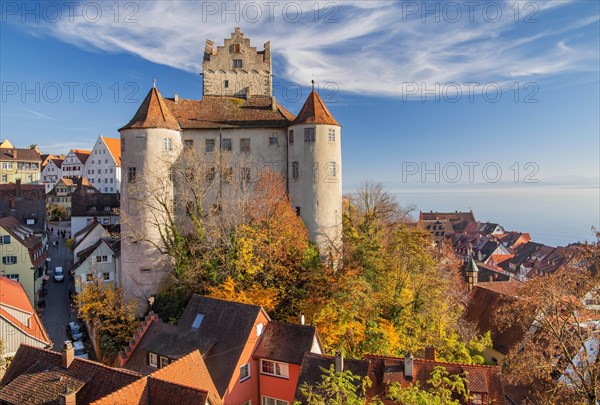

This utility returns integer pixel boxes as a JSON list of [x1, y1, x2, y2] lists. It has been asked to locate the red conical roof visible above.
[[292, 91, 340, 126], [120, 87, 180, 131]]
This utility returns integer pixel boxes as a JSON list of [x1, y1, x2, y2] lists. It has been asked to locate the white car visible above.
[[54, 267, 64, 282], [73, 340, 88, 359]]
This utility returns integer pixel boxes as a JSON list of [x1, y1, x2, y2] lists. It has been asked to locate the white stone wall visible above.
[[73, 241, 117, 293], [288, 123, 343, 259], [83, 136, 120, 193], [41, 160, 61, 193], [120, 127, 181, 311], [62, 150, 85, 178]]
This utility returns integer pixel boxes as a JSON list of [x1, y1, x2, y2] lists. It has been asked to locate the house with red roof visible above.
[[0, 276, 51, 361], [62, 149, 91, 178], [83, 135, 121, 194], [0, 217, 46, 306]]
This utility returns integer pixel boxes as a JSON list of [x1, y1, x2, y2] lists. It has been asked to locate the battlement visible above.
[[202, 27, 272, 98]]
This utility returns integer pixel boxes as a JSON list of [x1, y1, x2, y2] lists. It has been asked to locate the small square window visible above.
[[304, 128, 315, 142], [184, 139, 194, 149], [240, 138, 251, 153], [192, 313, 205, 329], [206, 166, 217, 182], [222, 139, 232, 151], [328, 128, 336, 142], [149, 353, 158, 367], [205, 139, 215, 153], [103, 272, 110, 281], [269, 133, 279, 146], [233, 59, 243, 68], [240, 363, 251, 381]]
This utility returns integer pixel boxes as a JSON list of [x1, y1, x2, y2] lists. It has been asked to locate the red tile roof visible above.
[[101, 136, 121, 166], [0, 344, 142, 404], [120, 87, 181, 131], [365, 354, 505, 404], [163, 95, 295, 129], [0, 147, 41, 162], [0, 277, 51, 345], [292, 90, 340, 126], [70, 149, 91, 164], [93, 350, 221, 405]]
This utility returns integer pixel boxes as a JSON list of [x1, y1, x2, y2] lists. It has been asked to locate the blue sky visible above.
[[1, 1, 599, 242]]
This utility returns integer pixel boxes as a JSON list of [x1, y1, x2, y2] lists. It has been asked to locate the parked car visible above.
[[72, 340, 88, 359], [54, 267, 64, 282], [67, 321, 85, 341]]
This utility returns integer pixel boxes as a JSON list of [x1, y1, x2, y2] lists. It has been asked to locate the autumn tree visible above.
[[311, 181, 489, 361], [76, 278, 138, 360], [210, 169, 323, 320], [497, 233, 600, 404]]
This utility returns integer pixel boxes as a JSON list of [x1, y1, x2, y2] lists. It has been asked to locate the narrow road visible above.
[[40, 223, 77, 351]]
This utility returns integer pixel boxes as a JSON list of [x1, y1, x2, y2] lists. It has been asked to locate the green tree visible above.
[[294, 364, 376, 405], [387, 366, 470, 405]]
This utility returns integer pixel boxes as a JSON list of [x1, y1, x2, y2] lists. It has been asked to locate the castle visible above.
[[119, 28, 342, 307]]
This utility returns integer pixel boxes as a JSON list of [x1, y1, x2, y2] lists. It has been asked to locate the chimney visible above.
[[404, 353, 414, 381], [13, 149, 17, 159], [62, 341, 75, 368], [174, 93, 179, 103], [334, 351, 344, 373], [489, 275, 493, 282], [59, 385, 77, 405], [425, 347, 436, 361], [300, 314, 305, 325], [271, 96, 277, 111]]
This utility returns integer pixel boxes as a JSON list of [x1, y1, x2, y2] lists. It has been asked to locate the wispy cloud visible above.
[[21, 0, 599, 97], [25, 108, 55, 121]]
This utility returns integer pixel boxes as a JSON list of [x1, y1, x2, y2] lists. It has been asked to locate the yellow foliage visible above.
[[208, 276, 279, 312]]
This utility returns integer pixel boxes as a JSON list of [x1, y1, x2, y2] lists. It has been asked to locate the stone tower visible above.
[[202, 27, 272, 98], [288, 89, 343, 262], [119, 86, 182, 309]]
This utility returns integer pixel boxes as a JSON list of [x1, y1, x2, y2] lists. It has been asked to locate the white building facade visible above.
[[41, 158, 63, 193], [83, 135, 122, 193], [62, 149, 90, 178]]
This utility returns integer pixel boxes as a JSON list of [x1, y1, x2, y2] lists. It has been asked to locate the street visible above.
[[40, 222, 77, 351]]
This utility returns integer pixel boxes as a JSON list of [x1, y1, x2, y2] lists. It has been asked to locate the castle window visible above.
[[304, 128, 315, 142], [233, 59, 243, 68], [184, 139, 194, 149], [328, 128, 336, 142], [127, 167, 137, 183], [222, 139, 232, 151], [240, 138, 251, 153], [292, 161, 299, 179], [206, 166, 216, 182], [162, 137, 172, 151], [288, 130, 294, 144], [328, 161, 337, 178], [269, 133, 279, 146], [232, 43, 241, 54], [205, 139, 215, 153], [224, 80, 229, 89], [241, 167, 251, 182]]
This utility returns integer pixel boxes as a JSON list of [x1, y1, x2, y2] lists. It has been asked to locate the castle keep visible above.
[[119, 28, 342, 306]]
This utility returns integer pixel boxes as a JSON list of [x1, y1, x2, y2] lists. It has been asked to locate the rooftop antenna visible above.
[[153, 78, 157, 88], [311, 79, 315, 92]]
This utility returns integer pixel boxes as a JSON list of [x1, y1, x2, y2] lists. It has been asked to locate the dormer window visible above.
[[233, 59, 243, 68], [192, 313, 205, 329]]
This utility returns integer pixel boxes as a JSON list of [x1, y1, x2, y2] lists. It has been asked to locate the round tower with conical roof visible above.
[[119, 86, 182, 311], [287, 89, 342, 263]]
